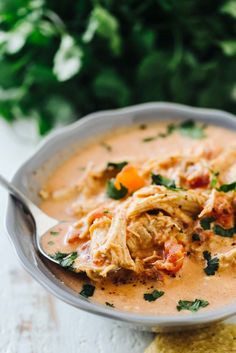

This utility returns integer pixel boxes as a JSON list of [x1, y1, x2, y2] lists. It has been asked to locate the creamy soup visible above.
[[40, 120, 236, 315]]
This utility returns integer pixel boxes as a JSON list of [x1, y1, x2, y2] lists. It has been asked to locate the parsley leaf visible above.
[[106, 179, 128, 199], [213, 224, 235, 237], [80, 284, 95, 298], [107, 161, 128, 171], [203, 250, 219, 276], [143, 290, 164, 302], [218, 181, 236, 192], [51, 251, 78, 270], [151, 173, 178, 190], [200, 217, 215, 230], [177, 299, 209, 312]]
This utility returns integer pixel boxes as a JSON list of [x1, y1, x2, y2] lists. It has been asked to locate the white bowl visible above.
[[5, 102, 236, 331]]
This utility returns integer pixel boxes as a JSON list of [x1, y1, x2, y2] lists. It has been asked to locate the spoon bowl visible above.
[[0, 174, 70, 266]]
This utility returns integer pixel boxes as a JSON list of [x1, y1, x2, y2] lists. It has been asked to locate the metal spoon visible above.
[[0, 174, 70, 265]]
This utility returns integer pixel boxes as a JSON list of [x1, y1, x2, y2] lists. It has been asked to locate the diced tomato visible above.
[[89, 210, 112, 222], [212, 195, 234, 228], [151, 241, 185, 273], [66, 230, 80, 244], [188, 174, 210, 188], [163, 241, 185, 273]]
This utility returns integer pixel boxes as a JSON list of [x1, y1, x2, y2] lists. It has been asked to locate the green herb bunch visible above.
[[0, 0, 235, 134]]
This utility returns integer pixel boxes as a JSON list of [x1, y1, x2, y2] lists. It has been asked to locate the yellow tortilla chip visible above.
[[145, 324, 236, 353]]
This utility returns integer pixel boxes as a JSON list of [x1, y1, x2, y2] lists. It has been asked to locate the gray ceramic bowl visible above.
[[5, 102, 236, 331]]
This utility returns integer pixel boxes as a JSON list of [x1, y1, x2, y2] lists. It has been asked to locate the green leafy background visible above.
[[0, 0, 235, 134]]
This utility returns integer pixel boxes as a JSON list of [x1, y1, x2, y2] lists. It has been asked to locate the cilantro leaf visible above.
[[192, 233, 200, 241], [151, 173, 179, 190], [50, 231, 59, 236], [178, 120, 206, 139], [218, 182, 236, 192], [51, 251, 78, 270], [107, 161, 128, 171], [210, 171, 219, 188], [177, 299, 209, 312], [47, 241, 54, 246], [0, 1, 235, 135], [200, 217, 215, 230], [53, 35, 83, 82], [82, 6, 121, 55], [143, 120, 206, 143], [142, 136, 157, 142], [166, 123, 176, 134], [100, 142, 112, 151], [79, 284, 95, 298], [203, 250, 219, 276], [106, 179, 128, 199], [143, 290, 164, 302], [213, 225, 235, 237], [142, 123, 177, 142]]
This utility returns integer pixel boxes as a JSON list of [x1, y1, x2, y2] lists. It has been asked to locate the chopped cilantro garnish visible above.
[[143, 289, 164, 302], [178, 120, 206, 139], [142, 120, 206, 143], [105, 302, 115, 307], [177, 299, 209, 312], [218, 181, 236, 192], [47, 241, 54, 246], [51, 252, 68, 261], [166, 123, 176, 134], [50, 231, 59, 236], [106, 179, 128, 199], [213, 224, 235, 237], [142, 136, 157, 142], [107, 161, 128, 171], [142, 123, 175, 142], [51, 251, 77, 270], [151, 173, 179, 190], [100, 142, 112, 151], [192, 233, 200, 241], [80, 284, 95, 298], [210, 171, 219, 188], [200, 217, 215, 230], [203, 250, 219, 276]]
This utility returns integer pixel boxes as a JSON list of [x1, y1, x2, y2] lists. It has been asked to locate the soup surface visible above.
[[40, 120, 236, 315]]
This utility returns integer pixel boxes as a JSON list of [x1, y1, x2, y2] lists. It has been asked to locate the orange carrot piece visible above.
[[114, 164, 145, 193]]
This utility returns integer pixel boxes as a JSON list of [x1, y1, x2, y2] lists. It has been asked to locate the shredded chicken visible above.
[[40, 144, 236, 280]]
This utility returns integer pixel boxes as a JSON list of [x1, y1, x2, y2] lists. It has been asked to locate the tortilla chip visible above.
[[145, 324, 236, 353]]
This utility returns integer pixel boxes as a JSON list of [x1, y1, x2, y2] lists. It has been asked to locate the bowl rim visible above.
[[5, 101, 236, 327]]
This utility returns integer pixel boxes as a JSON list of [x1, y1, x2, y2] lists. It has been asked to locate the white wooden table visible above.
[[0, 120, 152, 353]]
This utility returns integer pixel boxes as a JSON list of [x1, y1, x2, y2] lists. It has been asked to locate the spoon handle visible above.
[[0, 174, 57, 235], [0, 174, 36, 210]]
